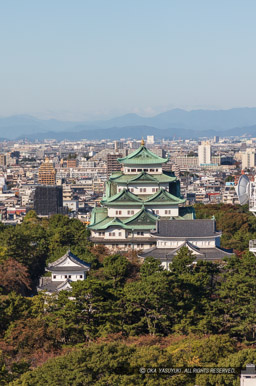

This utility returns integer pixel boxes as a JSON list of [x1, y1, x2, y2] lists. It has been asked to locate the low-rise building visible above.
[[37, 250, 91, 294]]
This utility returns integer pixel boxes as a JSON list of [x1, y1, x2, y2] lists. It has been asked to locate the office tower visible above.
[[34, 185, 65, 216], [38, 158, 56, 185]]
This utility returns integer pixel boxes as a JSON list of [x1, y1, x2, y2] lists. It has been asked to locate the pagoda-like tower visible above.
[[89, 141, 193, 250]]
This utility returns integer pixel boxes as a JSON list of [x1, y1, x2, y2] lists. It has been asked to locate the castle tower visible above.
[[89, 143, 193, 251]]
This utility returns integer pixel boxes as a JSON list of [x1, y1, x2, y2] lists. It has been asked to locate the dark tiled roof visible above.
[[139, 246, 233, 261], [37, 278, 72, 293], [153, 219, 221, 238], [48, 266, 86, 272], [48, 250, 91, 269]]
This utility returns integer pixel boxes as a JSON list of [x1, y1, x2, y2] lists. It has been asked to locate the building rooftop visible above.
[[109, 171, 176, 184], [153, 219, 221, 238], [139, 245, 233, 261], [117, 144, 169, 165]]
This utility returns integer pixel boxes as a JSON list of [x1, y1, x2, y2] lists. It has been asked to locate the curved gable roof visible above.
[[101, 189, 142, 205], [118, 145, 168, 165]]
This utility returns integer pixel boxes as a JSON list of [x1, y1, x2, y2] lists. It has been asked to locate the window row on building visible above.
[[53, 274, 83, 279], [126, 168, 159, 173], [118, 187, 160, 193]]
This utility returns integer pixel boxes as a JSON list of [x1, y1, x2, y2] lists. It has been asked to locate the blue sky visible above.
[[0, 0, 255, 120]]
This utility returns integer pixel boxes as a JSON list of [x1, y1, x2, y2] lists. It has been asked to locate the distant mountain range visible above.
[[2, 108, 256, 140]]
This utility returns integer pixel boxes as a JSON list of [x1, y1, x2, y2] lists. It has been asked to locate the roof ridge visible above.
[[144, 188, 185, 203], [117, 145, 169, 165], [123, 206, 158, 225], [48, 250, 91, 269]]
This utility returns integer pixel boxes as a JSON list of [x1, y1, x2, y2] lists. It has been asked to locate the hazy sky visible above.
[[0, 0, 256, 120]]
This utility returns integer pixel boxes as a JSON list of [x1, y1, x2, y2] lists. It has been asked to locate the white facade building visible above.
[[198, 141, 211, 166], [241, 148, 256, 170]]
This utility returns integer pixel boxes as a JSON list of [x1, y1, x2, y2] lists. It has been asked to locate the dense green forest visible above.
[[0, 205, 256, 385]]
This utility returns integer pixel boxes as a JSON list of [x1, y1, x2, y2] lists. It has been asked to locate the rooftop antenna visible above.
[[236, 174, 250, 206]]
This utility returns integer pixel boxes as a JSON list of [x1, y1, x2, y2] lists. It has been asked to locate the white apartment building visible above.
[[198, 141, 211, 166], [241, 148, 256, 170]]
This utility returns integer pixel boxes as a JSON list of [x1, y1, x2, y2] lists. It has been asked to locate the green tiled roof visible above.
[[88, 207, 158, 230], [89, 207, 108, 226], [144, 188, 185, 205], [101, 189, 142, 205], [109, 171, 176, 184], [101, 188, 185, 207], [88, 205, 195, 231], [118, 145, 168, 165], [178, 206, 196, 220], [123, 206, 158, 227]]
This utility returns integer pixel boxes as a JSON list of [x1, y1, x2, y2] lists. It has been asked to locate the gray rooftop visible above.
[[140, 246, 233, 261], [37, 277, 70, 293], [48, 266, 86, 272], [153, 219, 221, 238], [48, 250, 91, 270]]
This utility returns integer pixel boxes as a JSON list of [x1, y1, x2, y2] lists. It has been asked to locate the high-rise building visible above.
[[38, 158, 56, 185], [241, 148, 256, 170], [114, 141, 124, 151], [34, 186, 65, 216], [107, 153, 122, 177], [147, 135, 155, 144], [198, 141, 211, 166], [0, 154, 6, 167]]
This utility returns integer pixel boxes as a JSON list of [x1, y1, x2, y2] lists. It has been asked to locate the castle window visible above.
[[144, 169, 148, 172], [65, 275, 67, 278], [131, 210, 134, 215], [131, 169, 136, 172], [156, 210, 159, 214], [69, 275, 72, 278], [150, 169, 154, 172], [138, 169, 142, 172], [156, 169, 158, 172], [143, 188, 146, 192], [140, 188, 143, 192], [119, 232, 122, 236], [80, 275, 83, 278], [131, 188, 134, 192], [53, 275, 56, 279]]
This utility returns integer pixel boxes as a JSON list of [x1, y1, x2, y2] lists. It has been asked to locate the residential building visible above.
[[107, 153, 122, 177], [241, 148, 256, 170], [198, 141, 211, 166]]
